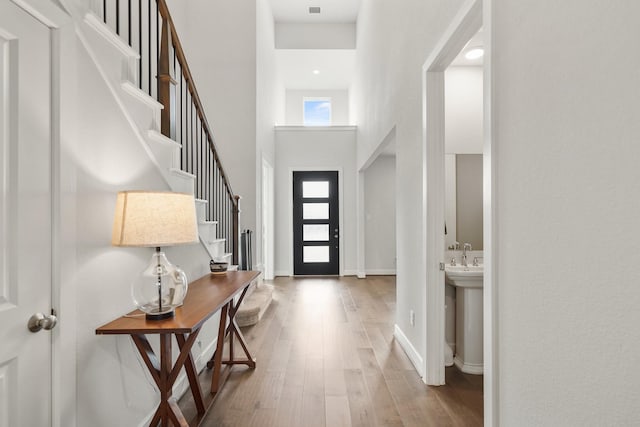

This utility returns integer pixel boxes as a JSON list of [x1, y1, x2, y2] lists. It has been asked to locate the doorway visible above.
[[422, 0, 495, 423], [292, 171, 339, 275]]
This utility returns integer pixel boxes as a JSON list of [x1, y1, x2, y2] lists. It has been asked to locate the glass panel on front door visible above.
[[303, 224, 329, 241], [303, 203, 329, 219], [293, 171, 339, 275], [303, 246, 330, 263], [303, 181, 329, 198]]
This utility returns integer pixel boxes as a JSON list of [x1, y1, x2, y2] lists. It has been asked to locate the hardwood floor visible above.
[[181, 276, 483, 426]]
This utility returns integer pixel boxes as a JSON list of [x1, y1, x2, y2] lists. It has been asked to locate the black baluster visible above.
[[200, 124, 204, 202], [116, 0, 120, 34], [156, 1, 159, 98], [196, 119, 201, 199], [138, 0, 142, 88], [191, 103, 195, 175], [187, 91, 191, 174], [147, 0, 151, 95]]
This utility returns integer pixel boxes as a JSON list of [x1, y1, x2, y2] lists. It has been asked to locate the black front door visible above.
[[293, 171, 339, 275]]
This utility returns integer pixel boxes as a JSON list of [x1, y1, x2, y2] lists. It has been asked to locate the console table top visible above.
[[96, 270, 261, 335]]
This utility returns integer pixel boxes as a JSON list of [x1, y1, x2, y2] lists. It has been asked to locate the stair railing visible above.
[[100, 0, 239, 264]]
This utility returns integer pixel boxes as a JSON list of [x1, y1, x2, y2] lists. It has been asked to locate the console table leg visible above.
[[211, 303, 229, 394], [131, 333, 195, 426], [175, 333, 205, 415], [160, 334, 172, 426]]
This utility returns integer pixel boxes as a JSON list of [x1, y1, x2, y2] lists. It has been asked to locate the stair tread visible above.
[[212, 253, 232, 262], [169, 168, 196, 179], [121, 81, 163, 110], [147, 129, 181, 147], [206, 238, 226, 243], [236, 284, 273, 327]]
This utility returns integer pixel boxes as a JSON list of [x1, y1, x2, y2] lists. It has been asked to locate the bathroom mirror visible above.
[[445, 153, 483, 250]]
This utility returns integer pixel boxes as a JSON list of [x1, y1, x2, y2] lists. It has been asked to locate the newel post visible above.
[[232, 195, 241, 265], [157, 6, 176, 139]]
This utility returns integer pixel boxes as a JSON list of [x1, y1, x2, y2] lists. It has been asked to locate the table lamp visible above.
[[112, 191, 198, 320]]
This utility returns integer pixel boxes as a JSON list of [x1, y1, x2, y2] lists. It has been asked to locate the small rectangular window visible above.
[[303, 98, 331, 126]]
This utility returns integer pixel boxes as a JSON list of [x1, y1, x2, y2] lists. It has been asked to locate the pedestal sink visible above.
[[445, 265, 483, 375]]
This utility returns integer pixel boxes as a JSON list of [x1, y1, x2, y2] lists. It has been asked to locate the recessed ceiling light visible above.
[[313, 70, 320, 75], [464, 47, 484, 60], [309, 6, 321, 14]]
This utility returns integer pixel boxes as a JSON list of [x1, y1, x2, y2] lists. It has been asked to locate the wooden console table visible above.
[[96, 270, 260, 427]]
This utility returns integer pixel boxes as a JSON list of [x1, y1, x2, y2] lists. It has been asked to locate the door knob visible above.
[[28, 312, 58, 333]]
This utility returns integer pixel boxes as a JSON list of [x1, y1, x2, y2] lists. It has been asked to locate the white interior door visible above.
[[0, 2, 53, 426]]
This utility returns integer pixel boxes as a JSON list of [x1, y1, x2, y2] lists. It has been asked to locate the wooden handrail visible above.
[[101, 0, 241, 263], [156, 0, 236, 206]]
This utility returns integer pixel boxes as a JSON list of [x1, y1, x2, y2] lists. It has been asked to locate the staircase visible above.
[[78, 0, 273, 323]]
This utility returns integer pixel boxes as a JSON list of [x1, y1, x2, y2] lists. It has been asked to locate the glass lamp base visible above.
[[132, 248, 189, 321]]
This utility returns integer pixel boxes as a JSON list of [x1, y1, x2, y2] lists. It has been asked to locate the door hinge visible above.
[[439, 262, 445, 271]]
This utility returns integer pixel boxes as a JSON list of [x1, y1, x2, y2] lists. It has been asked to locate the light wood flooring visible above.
[[181, 275, 483, 426]]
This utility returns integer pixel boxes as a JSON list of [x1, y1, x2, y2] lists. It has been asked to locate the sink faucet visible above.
[[462, 243, 472, 266]]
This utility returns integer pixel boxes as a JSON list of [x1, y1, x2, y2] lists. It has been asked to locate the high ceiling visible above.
[[269, 0, 361, 23], [269, 0, 360, 90], [276, 50, 355, 90], [268, 3, 480, 91]]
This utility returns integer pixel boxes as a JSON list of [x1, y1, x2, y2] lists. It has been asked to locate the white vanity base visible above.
[[454, 284, 483, 375], [454, 356, 484, 374], [445, 265, 484, 375]]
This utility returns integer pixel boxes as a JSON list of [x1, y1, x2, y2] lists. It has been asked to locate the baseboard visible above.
[[274, 270, 290, 277], [394, 324, 425, 378], [365, 269, 396, 276], [342, 269, 358, 276]]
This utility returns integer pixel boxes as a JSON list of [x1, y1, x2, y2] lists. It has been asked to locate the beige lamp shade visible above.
[[112, 191, 198, 247]]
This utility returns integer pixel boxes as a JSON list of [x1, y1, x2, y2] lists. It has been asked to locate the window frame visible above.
[[302, 97, 332, 126]]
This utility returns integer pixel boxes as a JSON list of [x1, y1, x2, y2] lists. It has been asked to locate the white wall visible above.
[[256, 0, 284, 273], [364, 155, 396, 274], [492, 1, 640, 424], [353, 0, 466, 369], [275, 23, 356, 49], [445, 66, 483, 154], [64, 34, 216, 427], [285, 89, 350, 125], [167, 0, 257, 251], [274, 128, 357, 276]]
